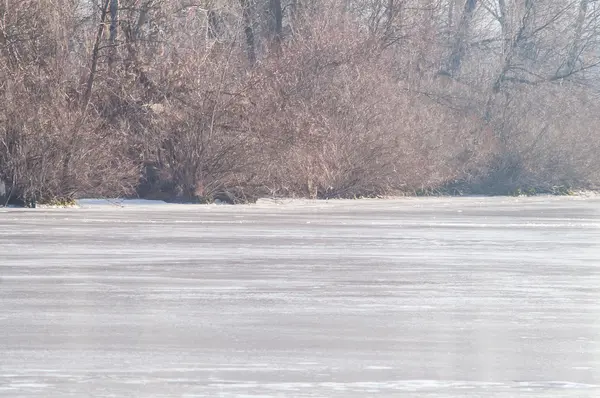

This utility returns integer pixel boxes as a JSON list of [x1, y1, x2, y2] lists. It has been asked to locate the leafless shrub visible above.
[[0, 0, 138, 204], [242, 5, 495, 198], [2, 0, 600, 204], [0, 78, 139, 203], [474, 83, 600, 193]]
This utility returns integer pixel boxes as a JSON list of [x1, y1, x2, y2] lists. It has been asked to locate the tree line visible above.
[[1, 0, 599, 205]]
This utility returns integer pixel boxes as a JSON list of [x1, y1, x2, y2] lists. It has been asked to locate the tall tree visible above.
[[240, 0, 257, 65], [446, 0, 477, 75], [562, 0, 588, 76]]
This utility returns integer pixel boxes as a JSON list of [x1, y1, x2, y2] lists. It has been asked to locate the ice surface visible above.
[[1, 196, 600, 397]]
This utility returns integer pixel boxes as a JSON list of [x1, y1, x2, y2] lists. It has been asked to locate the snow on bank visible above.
[[75, 198, 237, 209], [4, 191, 597, 210], [75, 199, 170, 208]]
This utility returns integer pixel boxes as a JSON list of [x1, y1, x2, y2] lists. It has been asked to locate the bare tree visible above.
[[82, 0, 111, 113], [240, 0, 257, 64], [446, 0, 477, 75]]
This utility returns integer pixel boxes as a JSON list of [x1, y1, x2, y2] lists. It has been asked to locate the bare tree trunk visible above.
[[446, 0, 477, 76], [134, 1, 149, 39], [563, 0, 588, 76], [268, 0, 283, 52], [240, 0, 256, 65], [82, 0, 110, 113], [385, 0, 398, 36], [207, 9, 220, 39], [492, 0, 534, 92], [108, 0, 119, 68], [497, 0, 509, 55], [109, 0, 119, 44], [269, 0, 283, 37]]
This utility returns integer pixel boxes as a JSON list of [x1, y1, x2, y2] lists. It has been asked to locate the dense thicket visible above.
[[1, 0, 599, 204]]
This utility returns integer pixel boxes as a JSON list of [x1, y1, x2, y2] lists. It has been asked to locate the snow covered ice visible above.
[[1, 196, 600, 397]]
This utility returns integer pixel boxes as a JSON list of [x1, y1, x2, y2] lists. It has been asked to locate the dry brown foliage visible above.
[[1, 0, 600, 205]]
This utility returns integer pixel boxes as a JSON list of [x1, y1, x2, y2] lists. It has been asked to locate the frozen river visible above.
[[1, 196, 600, 397]]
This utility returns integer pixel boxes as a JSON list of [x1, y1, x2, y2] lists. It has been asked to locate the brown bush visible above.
[[0, 72, 138, 204], [463, 83, 600, 194], [2, 0, 600, 205]]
